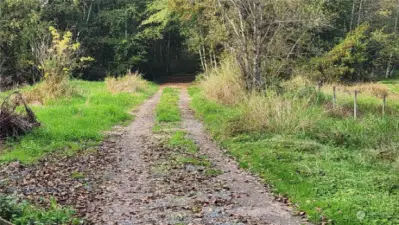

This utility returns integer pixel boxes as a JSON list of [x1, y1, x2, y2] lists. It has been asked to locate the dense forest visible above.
[[1, 0, 398, 88]]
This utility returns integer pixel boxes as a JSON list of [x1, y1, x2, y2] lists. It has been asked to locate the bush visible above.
[[105, 71, 148, 93], [27, 26, 93, 104]]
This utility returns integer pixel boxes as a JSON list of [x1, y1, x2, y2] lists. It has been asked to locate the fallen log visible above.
[[0, 217, 15, 225]]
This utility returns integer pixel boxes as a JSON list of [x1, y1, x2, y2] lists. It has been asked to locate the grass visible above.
[[0, 195, 83, 225], [0, 80, 158, 164], [105, 71, 148, 94], [188, 85, 399, 225], [155, 88, 181, 123], [152, 87, 217, 176], [168, 131, 198, 153]]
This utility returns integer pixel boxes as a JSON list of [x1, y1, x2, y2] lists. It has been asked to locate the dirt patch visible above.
[[86, 90, 162, 224], [0, 131, 121, 218]]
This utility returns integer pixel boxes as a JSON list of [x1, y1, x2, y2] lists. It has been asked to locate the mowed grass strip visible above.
[[0, 80, 158, 164], [168, 131, 198, 153], [153, 87, 217, 177], [188, 86, 399, 225], [156, 87, 181, 123]]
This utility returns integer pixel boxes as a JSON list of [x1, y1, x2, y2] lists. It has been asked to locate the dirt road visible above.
[[88, 86, 308, 225], [0, 86, 308, 225]]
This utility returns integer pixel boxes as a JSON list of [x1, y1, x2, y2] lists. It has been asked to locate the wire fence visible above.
[[317, 84, 389, 120]]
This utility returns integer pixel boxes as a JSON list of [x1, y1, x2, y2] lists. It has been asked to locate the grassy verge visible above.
[[188, 86, 399, 225], [0, 80, 158, 164]]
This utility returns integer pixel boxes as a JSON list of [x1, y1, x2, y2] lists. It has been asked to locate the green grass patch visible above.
[[176, 155, 212, 167], [168, 131, 198, 153], [0, 80, 158, 164], [0, 195, 83, 225], [156, 88, 181, 123], [204, 168, 223, 177], [188, 86, 399, 225], [71, 171, 85, 179]]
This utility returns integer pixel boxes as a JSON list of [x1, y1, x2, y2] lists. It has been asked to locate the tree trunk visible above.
[[350, 0, 356, 31], [202, 45, 208, 71], [166, 32, 171, 75], [357, 0, 364, 27], [199, 47, 205, 71], [386, 2, 398, 78]]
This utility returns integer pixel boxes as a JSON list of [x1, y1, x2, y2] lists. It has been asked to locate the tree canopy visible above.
[[0, 0, 398, 89]]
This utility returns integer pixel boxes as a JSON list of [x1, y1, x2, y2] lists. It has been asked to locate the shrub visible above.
[[105, 71, 148, 93], [28, 26, 93, 104]]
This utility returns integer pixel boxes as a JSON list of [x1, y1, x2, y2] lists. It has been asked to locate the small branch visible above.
[[0, 217, 15, 225]]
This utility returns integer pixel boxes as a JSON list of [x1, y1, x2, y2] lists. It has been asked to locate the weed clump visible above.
[[105, 72, 148, 94], [23, 80, 77, 105]]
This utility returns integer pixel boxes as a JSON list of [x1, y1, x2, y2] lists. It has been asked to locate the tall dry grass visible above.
[[322, 82, 392, 99], [106, 72, 148, 94], [235, 91, 323, 134], [23, 78, 76, 105], [199, 62, 323, 134], [200, 59, 246, 105]]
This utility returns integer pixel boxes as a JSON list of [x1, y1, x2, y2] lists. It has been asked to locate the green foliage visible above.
[[310, 24, 372, 81], [156, 88, 181, 122], [0, 80, 158, 163], [189, 85, 399, 224], [168, 131, 198, 153], [309, 23, 399, 82], [0, 195, 82, 225], [0, 0, 48, 86]]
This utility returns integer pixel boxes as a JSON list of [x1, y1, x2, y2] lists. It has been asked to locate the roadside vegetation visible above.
[[0, 195, 82, 225], [2, 0, 399, 224], [0, 77, 157, 224], [0, 79, 157, 164], [189, 59, 399, 224]]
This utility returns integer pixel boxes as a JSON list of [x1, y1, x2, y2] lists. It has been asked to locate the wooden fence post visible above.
[[318, 81, 322, 92], [354, 90, 358, 120], [333, 86, 337, 109], [382, 94, 387, 117]]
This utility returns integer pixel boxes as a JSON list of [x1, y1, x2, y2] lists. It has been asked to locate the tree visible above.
[[0, 0, 47, 86], [217, 0, 327, 90]]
